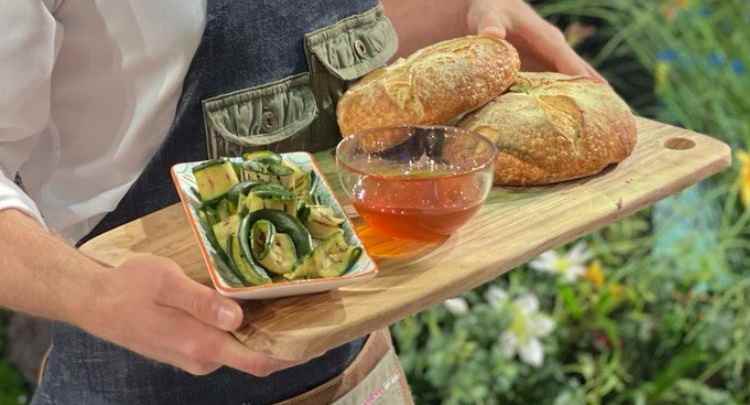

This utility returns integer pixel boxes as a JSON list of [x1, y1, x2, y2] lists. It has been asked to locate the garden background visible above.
[[1, 0, 748, 404]]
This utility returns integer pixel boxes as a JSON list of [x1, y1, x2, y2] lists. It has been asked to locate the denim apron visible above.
[[32, 2, 397, 404]]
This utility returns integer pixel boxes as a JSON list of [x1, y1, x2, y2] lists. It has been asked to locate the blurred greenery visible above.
[[0, 313, 28, 405], [392, 0, 750, 404]]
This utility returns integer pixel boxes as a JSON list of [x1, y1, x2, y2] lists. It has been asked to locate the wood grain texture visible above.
[[80, 118, 731, 361]]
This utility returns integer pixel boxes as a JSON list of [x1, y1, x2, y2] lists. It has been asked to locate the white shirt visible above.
[[0, 1, 206, 243]]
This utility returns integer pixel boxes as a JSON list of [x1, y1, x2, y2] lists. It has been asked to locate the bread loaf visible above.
[[458, 72, 637, 186], [337, 35, 520, 136]]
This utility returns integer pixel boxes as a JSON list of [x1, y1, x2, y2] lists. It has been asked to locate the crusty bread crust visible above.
[[337, 35, 520, 136], [459, 72, 637, 186]]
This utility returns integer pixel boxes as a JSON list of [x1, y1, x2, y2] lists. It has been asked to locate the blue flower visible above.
[[708, 52, 726, 66], [657, 49, 679, 62], [731, 59, 746, 75], [698, 6, 712, 17]]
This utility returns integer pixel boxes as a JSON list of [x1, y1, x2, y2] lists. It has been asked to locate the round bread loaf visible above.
[[337, 35, 520, 136], [458, 72, 637, 186]]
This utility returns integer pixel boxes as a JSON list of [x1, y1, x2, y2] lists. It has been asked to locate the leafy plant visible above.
[[393, 1, 750, 403]]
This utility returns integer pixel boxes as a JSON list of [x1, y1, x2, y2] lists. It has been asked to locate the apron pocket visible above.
[[305, 4, 398, 82], [202, 73, 319, 158], [303, 4, 398, 144]]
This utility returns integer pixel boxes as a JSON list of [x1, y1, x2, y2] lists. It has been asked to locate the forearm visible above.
[[382, 0, 471, 58], [0, 209, 103, 326]]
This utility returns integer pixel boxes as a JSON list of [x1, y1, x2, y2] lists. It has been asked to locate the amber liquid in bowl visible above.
[[352, 169, 485, 242]]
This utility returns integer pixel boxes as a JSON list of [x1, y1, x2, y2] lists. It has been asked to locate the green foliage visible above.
[[394, 0, 750, 403], [0, 312, 28, 405]]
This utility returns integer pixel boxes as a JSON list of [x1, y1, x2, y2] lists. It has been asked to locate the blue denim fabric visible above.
[[33, 1, 377, 403]]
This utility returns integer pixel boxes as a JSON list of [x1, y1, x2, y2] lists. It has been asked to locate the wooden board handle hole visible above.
[[664, 137, 696, 150]]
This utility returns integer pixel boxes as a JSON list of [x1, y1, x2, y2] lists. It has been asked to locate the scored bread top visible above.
[[337, 35, 520, 136], [459, 72, 637, 186]]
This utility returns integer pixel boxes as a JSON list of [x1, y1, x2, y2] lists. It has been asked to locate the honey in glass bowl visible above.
[[337, 126, 497, 242]]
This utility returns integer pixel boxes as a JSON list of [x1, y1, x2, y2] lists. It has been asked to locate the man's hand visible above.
[[466, 0, 605, 82], [82, 254, 301, 376]]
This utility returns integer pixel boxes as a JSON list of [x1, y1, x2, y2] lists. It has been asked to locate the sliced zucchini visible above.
[[227, 181, 259, 206], [297, 203, 311, 223], [252, 183, 294, 200], [228, 234, 271, 286], [243, 192, 265, 214], [314, 232, 362, 278], [242, 160, 273, 183], [242, 160, 295, 186], [243, 184, 297, 216], [268, 163, 293, 177], [197, 211, 243, 287], [279, 160, 316, 199], [285, 232, 360, 280], [250, 220, 275, 260], [285, 253, 317, 280], [190, 186, 202, 202], [211, 215, 241, 252], [231, 161, 244, 181], [211, 251, 244, 287], [305, 205, 345, 240], [193, 160, 239, 203], [216, 198, 236, 220], [239, 210, 313, 265], [200, 206, 221, 227], [258, 233, 297, 275], [243, 150, 282, 165]]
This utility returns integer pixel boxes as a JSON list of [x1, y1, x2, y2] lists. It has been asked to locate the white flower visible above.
[[499, 293, 555, 367], [484, 285, 509, 307], [443, 297, 469, 315], [529, 241, 592, 282]]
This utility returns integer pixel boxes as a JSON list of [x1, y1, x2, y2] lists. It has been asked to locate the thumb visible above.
[[466, 2, 509, 39], [154, 260, 244, 331], [475, 14, 508, 39]]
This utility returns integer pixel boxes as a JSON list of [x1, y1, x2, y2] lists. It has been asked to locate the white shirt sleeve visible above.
[[0, 1, 63, 227]]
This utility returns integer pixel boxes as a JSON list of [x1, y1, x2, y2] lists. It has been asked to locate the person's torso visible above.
[[74, 0, 396, 244], [33, 1, 401, 404], [21, 0, 206, 242], [24, 0, 395, 244]]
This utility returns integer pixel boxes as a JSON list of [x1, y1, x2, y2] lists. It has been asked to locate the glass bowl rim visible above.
[[335, 125, 498, 179]]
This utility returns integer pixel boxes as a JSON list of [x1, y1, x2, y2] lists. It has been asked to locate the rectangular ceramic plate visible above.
[[170, 152, 378, 300]]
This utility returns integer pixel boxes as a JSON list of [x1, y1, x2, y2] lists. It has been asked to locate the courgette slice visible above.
[[314, 232, 361, 278], [193, 160, 240, 203], [211, 215, 241, 252], [279, 160, 316, 199], [197, 211, 243, 287], [243, 159, 295, 186], [268, 163, 293, 176], [285, 253, 317, 280], [227, 181, 259, 206], [258, 233, 297, 275], [243, 184, 297, 216], [305, 205, 345, 240], [200, 206, 221, 227], [243, 150, 282, 165], [285, 232, 360, 280], [250, 220, 275, 260], [297, 203, 311, 223], [228, 234, 271, 286], [240, 210, 313, 267], [211, 252, 244, 287], [216, 198, 236, 220], [231, 161, 244, 181], [242, 160, 281, 184]]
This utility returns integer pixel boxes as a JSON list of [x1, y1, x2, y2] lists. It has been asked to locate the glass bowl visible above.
[[336, 126, 497, 242]]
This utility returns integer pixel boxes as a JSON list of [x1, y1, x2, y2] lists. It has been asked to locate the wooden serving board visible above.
[[80, 118, 731, 361]]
